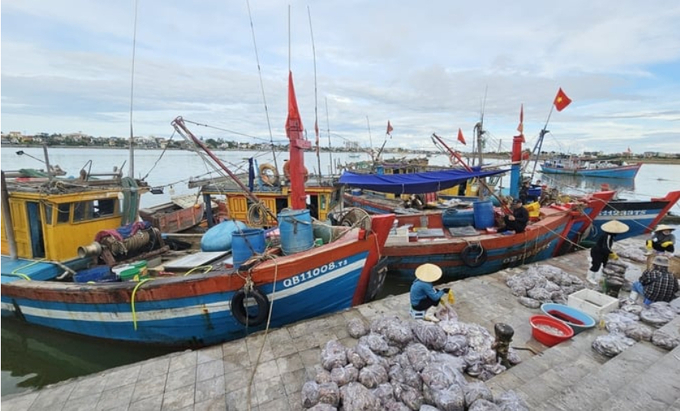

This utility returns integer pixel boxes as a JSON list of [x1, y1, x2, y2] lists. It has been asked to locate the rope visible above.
[[141, 130, 175, 180], [183, 265, 213, 276], [131, 278, 152, 330], [246, 254, 279, 411]]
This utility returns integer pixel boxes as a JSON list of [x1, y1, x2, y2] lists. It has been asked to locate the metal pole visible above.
[[42, 144, 53, 182], [1, 172, 18, 259]]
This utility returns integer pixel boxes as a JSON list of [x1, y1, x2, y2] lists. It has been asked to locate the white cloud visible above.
[[2, 0, 680, 153]]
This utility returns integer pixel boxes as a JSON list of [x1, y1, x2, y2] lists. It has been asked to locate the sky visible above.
[[2, 0, 680, 155]]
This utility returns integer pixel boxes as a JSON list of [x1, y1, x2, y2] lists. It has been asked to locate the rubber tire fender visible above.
[[231, 287, 270, 326], [461, 244, 487, 268]]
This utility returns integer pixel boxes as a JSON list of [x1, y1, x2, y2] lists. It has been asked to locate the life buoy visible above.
[[461, 244, 487, 268], [259, 163, 280, 186], [231, 287, 270, 326], [247, 203, 269, 227], [282, 161, 309, 182]]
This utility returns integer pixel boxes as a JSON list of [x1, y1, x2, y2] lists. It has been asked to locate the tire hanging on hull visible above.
[[231, 286, 270, 326]]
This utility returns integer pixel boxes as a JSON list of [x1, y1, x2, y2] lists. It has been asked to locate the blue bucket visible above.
[[473, 200, 494, 229], [441, 208, 475, 228], [201, 220, 247, 252], [540, 303, 595, 335], [278, 209, 314, 255], [232, 228, 266, 269]]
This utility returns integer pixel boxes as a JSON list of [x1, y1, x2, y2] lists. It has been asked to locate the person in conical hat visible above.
[[586, 220, 629, 285], [410, 263, 448, 322], [629, 255, 679, 305], [646, 224, 675, 253]]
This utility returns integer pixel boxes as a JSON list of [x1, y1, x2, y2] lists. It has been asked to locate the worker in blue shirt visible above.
[[410, 263, 449, 322]]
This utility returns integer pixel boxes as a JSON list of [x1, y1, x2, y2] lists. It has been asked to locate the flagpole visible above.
[[529, 104, 554, 182], [308, 6, 322, 179]]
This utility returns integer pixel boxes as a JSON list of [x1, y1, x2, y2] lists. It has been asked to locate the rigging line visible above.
[[128, 0, 140, 179], [245, 0, 278, 173], [308, 6, 322, 179], [141, 130, 175, 181], [180, 119, 264, 141]]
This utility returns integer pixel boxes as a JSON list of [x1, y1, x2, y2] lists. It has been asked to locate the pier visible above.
[[3, 234, 679, 411]]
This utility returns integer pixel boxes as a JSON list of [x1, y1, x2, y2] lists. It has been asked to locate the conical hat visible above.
[[653, 224, 675, 232], [415, 263, 442, 282], [601, 220, 629, 234], [652, 255, 670, 267]]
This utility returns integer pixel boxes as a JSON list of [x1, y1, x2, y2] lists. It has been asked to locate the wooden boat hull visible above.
[[139, 201, 205, 233], [1, 214, 394, 347], [540, 162, 642, 179], [587, 190, 680, 241], [382, 206, 594, 280]]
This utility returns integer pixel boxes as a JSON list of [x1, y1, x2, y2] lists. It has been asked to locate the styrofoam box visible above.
[[567, 289, 618, 322]]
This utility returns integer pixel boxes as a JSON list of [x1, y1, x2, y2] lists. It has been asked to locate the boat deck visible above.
[[3, 234, 679, 411]]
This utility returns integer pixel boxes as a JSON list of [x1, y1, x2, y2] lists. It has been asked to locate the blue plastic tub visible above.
[[278, 209, 314, 255], [74, 266, 117, 283], [473, 200, 495, 229], [441, 208, 475, 228], [540, 303, 595, 335], [232, 228, 266, 269]]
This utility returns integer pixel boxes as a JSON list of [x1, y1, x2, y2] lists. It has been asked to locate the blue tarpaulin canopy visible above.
[[339, 168, 508, 195]]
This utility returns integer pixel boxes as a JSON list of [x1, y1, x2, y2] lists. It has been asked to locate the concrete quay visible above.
[[2, 235, 679, 411]]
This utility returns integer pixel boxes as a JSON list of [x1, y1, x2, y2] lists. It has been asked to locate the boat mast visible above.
[[127, 0, 139, 178]]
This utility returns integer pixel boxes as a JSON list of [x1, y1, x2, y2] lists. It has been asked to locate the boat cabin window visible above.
[[73, 199, 119, 222], [43, 203, 53, 224], [55, 199, 119, 224], [57, 203, 70, 223]]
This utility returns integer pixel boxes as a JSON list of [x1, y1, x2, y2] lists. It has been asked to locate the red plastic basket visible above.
[[529, 315, 574, 347]]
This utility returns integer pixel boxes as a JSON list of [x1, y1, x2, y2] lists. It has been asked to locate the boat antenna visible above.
[[325, 97, 334, 175], [366, 116, 374, 161], [308, 6, 322, 179], [127, 0, 139, 179], [246, 0, 278, 175]]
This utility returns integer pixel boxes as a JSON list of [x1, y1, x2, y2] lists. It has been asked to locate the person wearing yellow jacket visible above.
[[646, 224, 675, 253]]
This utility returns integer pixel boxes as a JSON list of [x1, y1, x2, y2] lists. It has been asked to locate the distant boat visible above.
[[139, 194, 207, 234], [540, 156, 642, 179]]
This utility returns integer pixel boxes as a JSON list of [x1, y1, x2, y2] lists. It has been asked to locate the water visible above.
[[1, 146, 679, 396]]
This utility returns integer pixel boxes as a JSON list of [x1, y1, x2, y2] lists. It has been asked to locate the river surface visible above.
[[2, 147, 679, 396]]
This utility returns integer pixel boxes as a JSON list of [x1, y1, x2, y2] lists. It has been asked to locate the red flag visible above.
[[517, 104, 524, 133], [285, 71, 303, 138], [457, 128, 466, 145], [553, 88, 572, 112], [386, 120, 393, 136]]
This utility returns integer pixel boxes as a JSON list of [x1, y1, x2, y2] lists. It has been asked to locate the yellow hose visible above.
[[131, 278, 152, 330]]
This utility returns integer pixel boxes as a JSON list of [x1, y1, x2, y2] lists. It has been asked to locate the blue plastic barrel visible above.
[[473, 200, 495, 229], [74, 266, 116, 283], [232, 228, 266, 269], [278, 209, 314, 255], [201, 220, 247, 252], [441, 208, 475, 228]]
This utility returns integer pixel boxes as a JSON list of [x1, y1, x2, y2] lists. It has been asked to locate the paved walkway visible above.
[[2, 236, 679, 410]]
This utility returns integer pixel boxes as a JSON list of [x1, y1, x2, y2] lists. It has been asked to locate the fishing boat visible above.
[[540, 156, 642, 179], [1, 72, 395, 347], [585, 190, 680, 242], [139, 194, 209, 234], [341, 134, 615, 280]]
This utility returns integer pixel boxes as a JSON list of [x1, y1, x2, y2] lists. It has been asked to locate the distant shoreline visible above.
[[2, 144, 679, 165]]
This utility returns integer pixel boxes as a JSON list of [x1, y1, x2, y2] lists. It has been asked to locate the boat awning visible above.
[[339, 168, 508, 194]]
